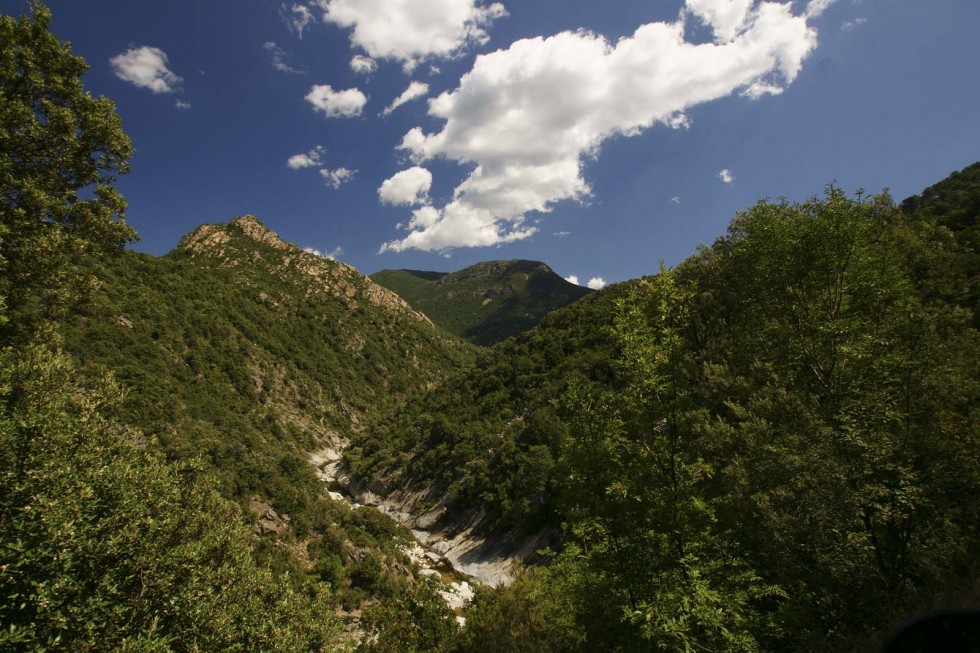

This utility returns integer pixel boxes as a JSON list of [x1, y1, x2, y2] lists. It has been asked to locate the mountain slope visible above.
[[899, 161, 980, 324], [371, 260, 592, 346], [64, 215, 476, 523], [346, 172, 980, 650]]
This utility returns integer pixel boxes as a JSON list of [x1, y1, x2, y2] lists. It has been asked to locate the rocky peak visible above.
[[176, 215, 433, 325], [230, 215, 289, 250]]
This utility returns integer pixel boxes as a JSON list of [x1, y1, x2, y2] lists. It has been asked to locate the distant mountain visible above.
[[371, 259, 592, 346], [64, 215, 475, 519]]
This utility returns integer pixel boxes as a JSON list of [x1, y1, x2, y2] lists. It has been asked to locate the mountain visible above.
[[47, 168, 980, 651], [371, 259, 592, 346], [346, 169, 980, 650], [899, 161, 980, 325], [63, 215, 476, 530]]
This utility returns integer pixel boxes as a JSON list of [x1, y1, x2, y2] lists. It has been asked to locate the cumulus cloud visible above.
[[305, 84, 367, 117], [350, 54, 378, 75], [283, 3, 316, 37], [110, 46, 181, 93], [381, 0, 818, 253], [718, 168, 735, 184], [287, 145, 326, 169], [264, 42, 305, 74], [379, 166, 433, 205], [685, 0, 753, 42], [382, 81, 430, 116], [175, 99, 191, 110], [304, 245, 344, 260], [320, 167, 357, 188], [587, 277, 607, 290], [317, 0, 507, 72], [564, 274, 580, 285]]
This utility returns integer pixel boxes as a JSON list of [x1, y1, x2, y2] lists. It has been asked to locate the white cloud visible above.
[[841, 17, 867, 31], [382, 0, 818, 253], [287, 145, 326, 169], [317, 0, 507, 72], [382, 81, 430, 116], [305, 84, 367, 117], [283, 3, 316, 37], [175, 99, 191, 110], [379, 166, 433, 205], [110, 46, 181, 94], [805, 0, 838, 18], [669, 196, 681, 204], [554, 231, 571, 237], [264, 42, 305, 74], [320, 167, 357, 188], [587, 277, 607, 290], [564, 274, 580, 285], [304, 245, 344, 260], [740, 81, 784, 99], [718, 168, 735, 184], [350, 54, 378, 75], [686, 0, 753, 42]]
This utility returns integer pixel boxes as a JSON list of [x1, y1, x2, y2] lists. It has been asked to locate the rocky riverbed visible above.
[[309, 447, 482, 614]]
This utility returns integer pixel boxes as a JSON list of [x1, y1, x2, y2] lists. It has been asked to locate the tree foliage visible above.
[[0, 3, 136, 346], [367, 182, 979, 651], [0, 344, 341, 651], [0, 7, 343, 649]]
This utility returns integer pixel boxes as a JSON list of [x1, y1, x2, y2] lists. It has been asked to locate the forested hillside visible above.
[[63, 215, 474, 521], [371, 260, 591, 346], [349, 179, 980, 650], [3, 4, 978, 651]]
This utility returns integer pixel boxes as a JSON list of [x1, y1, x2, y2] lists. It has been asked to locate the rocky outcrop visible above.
[[178, 215, 432, 325], [331, 468, 554, 587], [249, 498, 290, 535]]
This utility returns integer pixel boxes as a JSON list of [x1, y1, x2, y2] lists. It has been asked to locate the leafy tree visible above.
[[557, 269, 781, 652], [0, 7, 346, 649], [0, 343, 341, 651], [357, 578, 458, 653], [0, 3, 136, 347], [449, 568, 584, 653]]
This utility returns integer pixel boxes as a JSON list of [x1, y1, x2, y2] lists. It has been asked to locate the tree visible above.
[[0, 7, 344, 649], [0, 2, 136, 346]]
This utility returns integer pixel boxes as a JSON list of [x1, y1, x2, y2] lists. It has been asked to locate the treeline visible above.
[[353, 177, 980, 650]]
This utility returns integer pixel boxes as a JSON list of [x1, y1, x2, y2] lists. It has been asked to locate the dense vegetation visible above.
[[0, 6, 342, 649], [346, 285, 625, 533], [371, 260, 591, 346], [351, 179, 980, 650], [62, 217, 473, 525], [4, 4, 978, 651]]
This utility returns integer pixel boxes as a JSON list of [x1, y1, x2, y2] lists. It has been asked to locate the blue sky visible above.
[[29, 0, 980, 287]]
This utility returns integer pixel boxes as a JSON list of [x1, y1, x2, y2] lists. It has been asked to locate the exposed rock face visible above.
[[231, 215, 289, 250], [249, 498, 290, 535], [331, 468, 554, 587]]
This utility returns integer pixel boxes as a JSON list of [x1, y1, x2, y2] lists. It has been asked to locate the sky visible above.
[[25, 0, 980, 287]]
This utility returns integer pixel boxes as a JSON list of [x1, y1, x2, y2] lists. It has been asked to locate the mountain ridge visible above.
[[371, 258, 592, 345]]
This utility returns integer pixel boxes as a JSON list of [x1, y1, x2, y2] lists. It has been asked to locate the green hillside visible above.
[[54, 216, 478, 641], [63, 215, 475, 520], [371, 259, 592, 346], [5, 8, 979, 649], [348, 171, 980, 650]]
